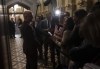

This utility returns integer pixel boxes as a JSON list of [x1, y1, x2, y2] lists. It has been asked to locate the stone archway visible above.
[[6, 0, 38, 18], [7, 1, 30, 10]]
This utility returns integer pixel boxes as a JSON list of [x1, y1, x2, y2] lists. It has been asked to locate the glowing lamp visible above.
[[55, 9, 61, 16]]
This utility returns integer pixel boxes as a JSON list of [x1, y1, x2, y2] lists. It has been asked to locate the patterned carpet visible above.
[[10, 34, 53, 69]]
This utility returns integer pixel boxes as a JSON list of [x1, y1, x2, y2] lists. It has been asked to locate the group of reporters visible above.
[[20, 2, 100, 69]]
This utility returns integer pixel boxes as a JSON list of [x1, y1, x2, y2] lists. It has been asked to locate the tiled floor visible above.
[[10, 35, 26, 69], [10, 34, 53, 69]]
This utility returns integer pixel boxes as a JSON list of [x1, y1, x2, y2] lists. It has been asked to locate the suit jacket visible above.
[[68, 25, 83, 49], [21, 21, 39, 54], [9, 20, 15, 32]]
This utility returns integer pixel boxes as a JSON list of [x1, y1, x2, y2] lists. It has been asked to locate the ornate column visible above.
[[61, 0, 66, 12], [0, 0, 12, 69], [30, 0, 39, 18], [64, 0, 73, 16], [50, 0, 57, 16], [87, 0, 94, 11], [57, 0, 62, 9], [71, 0, 76, 16], [76, 0, 87, 10]]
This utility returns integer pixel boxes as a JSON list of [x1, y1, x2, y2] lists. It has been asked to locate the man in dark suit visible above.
[[9, 18, 16, 38], [21, 11, 39, 69], [38, 16, 50, 65]]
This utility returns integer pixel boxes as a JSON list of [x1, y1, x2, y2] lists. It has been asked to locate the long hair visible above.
[[80, 10, 100, 47]]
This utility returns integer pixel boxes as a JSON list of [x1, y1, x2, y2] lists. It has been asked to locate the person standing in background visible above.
[[35, 16, 44, 60], [18, 18, 23, 38], [21, 11, 39, 69], [9, 18, 16, 38], [36, 15, 50, 65]]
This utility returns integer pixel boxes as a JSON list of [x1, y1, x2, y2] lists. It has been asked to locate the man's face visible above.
[[27, 13, 33, 21], [23, 11, 33, 22]]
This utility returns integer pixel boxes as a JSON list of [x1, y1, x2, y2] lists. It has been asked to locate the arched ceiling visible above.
[[6, 0, 37, 9], [7, 2, 30, 9]]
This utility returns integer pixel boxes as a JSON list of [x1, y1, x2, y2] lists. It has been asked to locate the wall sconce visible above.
[[66, 4, 72, 9], [78, 0, 87, 7]]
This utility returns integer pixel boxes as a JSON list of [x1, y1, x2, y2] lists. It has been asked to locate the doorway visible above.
[[8, 4, 29, 69], [8, 4, 29, 35]]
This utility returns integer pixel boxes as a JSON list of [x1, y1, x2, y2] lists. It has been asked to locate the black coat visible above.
[[68, 25, 83, 49], [9, 20, 15, 33], [21, 21, 39, 54], [69, 44, 100, 67]]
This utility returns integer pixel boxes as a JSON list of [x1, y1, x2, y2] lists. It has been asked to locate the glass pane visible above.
[[9, 7, 14, 13], [14, 5, 22, 13], [9, 5, 29, 13], [24, 8, 28, 11]]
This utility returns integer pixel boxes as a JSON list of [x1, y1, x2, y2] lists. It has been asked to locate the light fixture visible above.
[[55, 9, 61, 16], [66, 4, 72, 9], [14, 4, 18, 11]]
